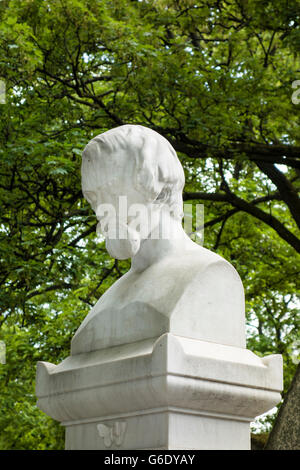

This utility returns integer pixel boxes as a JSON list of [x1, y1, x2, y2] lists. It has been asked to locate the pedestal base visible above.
[[64, 408, 251, 450], [36, 333, 283, 450]]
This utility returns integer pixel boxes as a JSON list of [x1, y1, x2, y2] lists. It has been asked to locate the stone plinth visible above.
[[36, 333, 282, 450]]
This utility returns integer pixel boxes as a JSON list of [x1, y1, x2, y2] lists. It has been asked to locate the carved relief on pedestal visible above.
[[97, 421, 127, 448]]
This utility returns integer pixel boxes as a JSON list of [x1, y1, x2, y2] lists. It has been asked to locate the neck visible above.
[[130, 213, 194, 272]]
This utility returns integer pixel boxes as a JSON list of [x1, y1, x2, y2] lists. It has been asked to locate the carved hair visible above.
[[82, 125, 185, 219]]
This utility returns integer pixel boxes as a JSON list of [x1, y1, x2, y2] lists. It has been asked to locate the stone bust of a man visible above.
[[71, 125, 245, 355]]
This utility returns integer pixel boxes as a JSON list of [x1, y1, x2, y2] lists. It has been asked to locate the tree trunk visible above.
[[266, 364, 300, 450]]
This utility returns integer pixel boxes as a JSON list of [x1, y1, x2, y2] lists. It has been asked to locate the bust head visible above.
[[81, 125, 185, 260], [74, 126, 246, 355]]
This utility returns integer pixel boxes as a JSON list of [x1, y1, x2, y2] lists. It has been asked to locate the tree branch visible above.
[[68, 223, 98, 247], [184, 191, 300, 252], [255, 161, 300, 229]]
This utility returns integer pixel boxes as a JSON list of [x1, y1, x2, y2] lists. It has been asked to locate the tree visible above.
[[0, 0, 299, 449], [266, 363, 300, 449]]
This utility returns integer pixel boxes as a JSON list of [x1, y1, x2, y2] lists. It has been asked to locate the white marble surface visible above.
[[37, 333, 282, 449], [74, 125, 245, 353], [71, 246, 246, 354]]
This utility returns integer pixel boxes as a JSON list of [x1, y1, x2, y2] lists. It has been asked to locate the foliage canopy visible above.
[[0, 0, 299, 449]]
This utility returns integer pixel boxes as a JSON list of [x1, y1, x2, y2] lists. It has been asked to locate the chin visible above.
[[106, 237, 140, 260]]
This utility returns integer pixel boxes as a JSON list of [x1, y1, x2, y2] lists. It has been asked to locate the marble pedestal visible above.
[[36, 333, 282, 450]]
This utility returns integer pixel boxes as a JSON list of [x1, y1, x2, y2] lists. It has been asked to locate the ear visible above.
[[154, 185, 171, 205], [135, 136, 161, 200], [157, 142, 175, 184]]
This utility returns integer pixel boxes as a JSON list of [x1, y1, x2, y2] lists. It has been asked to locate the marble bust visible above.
[[71, 125, 245, 355]]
